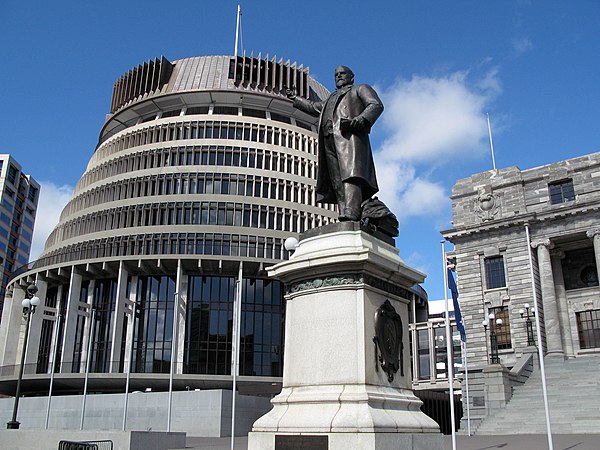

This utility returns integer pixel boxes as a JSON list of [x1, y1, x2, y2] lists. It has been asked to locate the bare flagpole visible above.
[[486, 112, 497, 170], [441, 241, 457, 450], [45, 312, 62, 429], [231, 261, 243, 450], [234, 5, 241, 59], [463, 340, 471, 436], [80, 309, 96, 430], [525, 224, 554, 450], [122, 300, 136, 431]]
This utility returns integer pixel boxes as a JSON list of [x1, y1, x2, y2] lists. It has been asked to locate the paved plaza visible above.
[[186, 434, 600, 450]]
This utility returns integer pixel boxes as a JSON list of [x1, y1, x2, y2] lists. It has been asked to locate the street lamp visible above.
[[519, 303, 536, 346], [487, 313, 502, 365], [7, 283, 41, 429], [481, 319, 489, 364]]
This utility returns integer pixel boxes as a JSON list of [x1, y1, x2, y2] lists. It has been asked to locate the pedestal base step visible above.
[[248, 431, 444, 450]]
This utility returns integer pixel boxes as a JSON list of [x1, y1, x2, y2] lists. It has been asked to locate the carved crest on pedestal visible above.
[[373, 300, 404, 382], [475, 191, 500, 222]]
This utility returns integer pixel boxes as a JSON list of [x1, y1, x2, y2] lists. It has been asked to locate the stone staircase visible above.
[[475, 355, 600, 434]]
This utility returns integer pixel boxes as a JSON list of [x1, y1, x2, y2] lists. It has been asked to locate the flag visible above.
[[447, 268, 466, 342]]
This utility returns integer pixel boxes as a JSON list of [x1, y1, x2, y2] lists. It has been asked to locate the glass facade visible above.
[[90, 279, 118, 373], [184, 275, 283, 377], [132, 275, 176, 373]]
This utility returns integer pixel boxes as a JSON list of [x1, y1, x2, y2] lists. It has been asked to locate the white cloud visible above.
[[511, 37, 533, 55], [30, 182, 73, 261], [373, 69, 501, 223]]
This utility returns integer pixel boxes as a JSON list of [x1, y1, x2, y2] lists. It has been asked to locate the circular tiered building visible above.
[[0, 54, 337, 397]]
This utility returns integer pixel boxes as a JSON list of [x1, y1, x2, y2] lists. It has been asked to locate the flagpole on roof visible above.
[[441, 240, 457, 450], [234, 5, 242, 59], [486, 113, 497, 170]]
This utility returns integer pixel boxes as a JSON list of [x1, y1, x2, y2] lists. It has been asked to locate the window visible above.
[[562, 248, 598, 290], [7, 165, 18, 184], [484, 256, 506, 289], [576, 309, 600, 349], [549, 179, 575, 204], [489, 306, 512, 349]]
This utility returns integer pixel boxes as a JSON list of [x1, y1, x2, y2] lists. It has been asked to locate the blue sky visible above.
[[1, 1, 599, 300]]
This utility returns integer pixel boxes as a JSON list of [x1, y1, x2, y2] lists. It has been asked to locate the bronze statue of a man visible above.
[[287, 66, 384, 221]]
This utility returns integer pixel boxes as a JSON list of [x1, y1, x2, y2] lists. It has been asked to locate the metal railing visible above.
[[58, 440, 113, 450]]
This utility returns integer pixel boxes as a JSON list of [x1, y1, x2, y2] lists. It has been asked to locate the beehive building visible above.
[[0, 54, 337, 412]]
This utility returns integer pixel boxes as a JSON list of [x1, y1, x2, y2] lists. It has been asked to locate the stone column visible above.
[[586, 228, 600, 283], [24, 278, 48, 368], [550, 250, 574, 358], [0, 286, 27, 366], [531, 239, 563, 356]]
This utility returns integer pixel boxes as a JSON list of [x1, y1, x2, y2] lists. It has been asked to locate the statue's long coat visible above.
[[293, 84, 384, 204]]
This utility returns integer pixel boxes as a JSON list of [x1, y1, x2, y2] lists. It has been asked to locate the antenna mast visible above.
[[486, 112, 497, 170], [234, 5, 242, 58]]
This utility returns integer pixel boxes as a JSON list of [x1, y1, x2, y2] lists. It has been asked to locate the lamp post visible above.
[[487, 313, 502, 365], [519, 303, 535, 346], [7, 283, 41, 429], [481, 319, 489, 364]]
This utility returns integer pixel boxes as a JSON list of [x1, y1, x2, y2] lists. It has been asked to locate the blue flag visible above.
[[447, 268, 466, 342]]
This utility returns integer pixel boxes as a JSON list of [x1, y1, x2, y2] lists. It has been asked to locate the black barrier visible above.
[[58, 440, 113, 450]]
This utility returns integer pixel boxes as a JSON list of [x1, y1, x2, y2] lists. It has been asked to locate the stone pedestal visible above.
[[248, 223, 442, 450]]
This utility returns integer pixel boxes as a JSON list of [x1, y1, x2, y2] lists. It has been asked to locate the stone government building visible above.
[[442, 151, 600, 431]]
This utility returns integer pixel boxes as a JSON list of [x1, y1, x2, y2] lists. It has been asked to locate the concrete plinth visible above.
[[248, 224, 442, 450]]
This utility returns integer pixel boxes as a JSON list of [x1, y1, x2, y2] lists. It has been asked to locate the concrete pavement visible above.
[[185, 434, 600, 450]]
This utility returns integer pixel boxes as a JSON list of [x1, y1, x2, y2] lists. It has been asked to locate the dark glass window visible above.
[[90, 279, 118, 373], [186, 106, 209, 115], [485, 256, 506, 289], [161, 109, 181, 118], [213, 106, 239, 116], [270, 112, 291, 124], [242, 108, 266, 119], [37, 320, 54, 373], [562, 248, 598, 290], [489, 306, 512, 349], [184, 275, 283, 377], [71, 280, 90, 372], [417, 328, 430, 380], [7, 165, 18, 184], [549, 179, 575, 204], [576, 309, 600, 349], [132, 275, 176, 373]]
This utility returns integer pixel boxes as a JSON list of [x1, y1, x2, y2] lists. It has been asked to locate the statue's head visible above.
[[335, 66, 354, 88]]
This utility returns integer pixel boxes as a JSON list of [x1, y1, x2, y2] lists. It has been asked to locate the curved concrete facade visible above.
[[0, 54, 337, 396]]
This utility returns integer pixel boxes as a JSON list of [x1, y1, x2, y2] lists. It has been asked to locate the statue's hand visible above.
[[285, 87, 296, 100], [350, 116, 370, 133]]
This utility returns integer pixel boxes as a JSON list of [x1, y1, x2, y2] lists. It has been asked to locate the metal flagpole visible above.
[[122, 300, 136, 430], [463, 340, 471, 436], [230, 261, 243, 450], [234, 5, 241, 58], [441, 241, 457, 450], [525, 224, 554, 450], [168, 292, 178, 432], [45, 312, 62, 429], [486, 112, 497, 170], [80, 309, 96, 430]]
